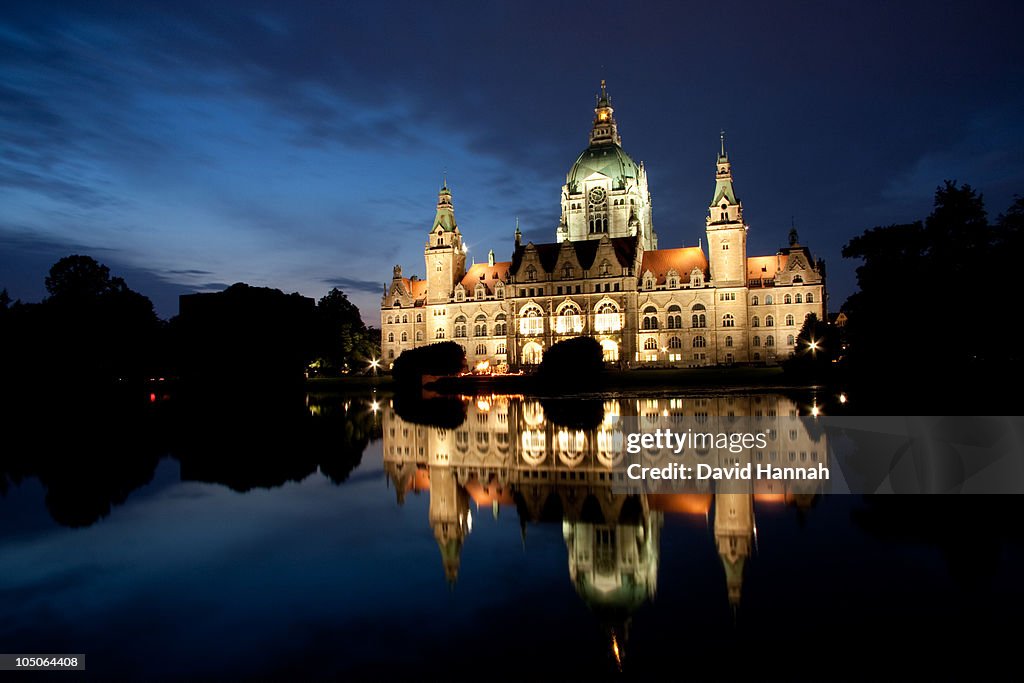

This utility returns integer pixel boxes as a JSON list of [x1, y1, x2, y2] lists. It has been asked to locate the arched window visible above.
[[402, 314, 408, 323], [519, 304, 544, 335], [806, 293, 814, 303], [496, 343, 506, 355], [643, 275, 654, 290], [693, 336, 707, 348], [494, 313, 507, 336], [556, 303, 583, 334], [401, 332, 408, 342], [784, 294, 792, 304], [387, 316, 393, 324], [722, 313, 735, 328], [787, 334, 795, 346], [753, 335, 761, 347], [785, 314, 795, 326], [599, 260, 612, 276], [765, 295, 774, 305], [668, 336, 682, 349], [562, 264, 574, 279], [495, 283, 505, 299], [765, 315, 775, 327], [751, 295, 759, 306], [416, 331, 423, 341], [594, 301, 620, 332], [475, 284, 486, 299], [454, 315, 467, 338], [692, 302, 706, 311], [667, 304, 682, 329], [388, 349, 394, 359], [644, 338, 657, 350], [751, 315, 760, 327], [753, 352, 761, 360], [416, 313, 423, 323], [766, 335, 775, 347], [475, 343, 487, 355], [692, 313, 706, 328], [725, 335, 733, 347], [387, 332, 394, 342], [793, 275, 804, 283], [526, 266, 537, 281], [474, 314, 487, 337], [795, 294, 803, 304], [455, 288, 465, 302], [435, 328, 446, 339], [642, 305, 658, 330]]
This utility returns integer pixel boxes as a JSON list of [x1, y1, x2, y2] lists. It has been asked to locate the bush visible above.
[[537, 336, 604, 390], [391, 341, 466, 387]]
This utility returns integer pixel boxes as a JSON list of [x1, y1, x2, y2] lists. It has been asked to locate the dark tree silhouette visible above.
[[312, 287, 380, 375], [391, 341, 466, 387], [537, 336, 604, 390], [2, 255, 160, 388], [841, 182, 1020, 407]]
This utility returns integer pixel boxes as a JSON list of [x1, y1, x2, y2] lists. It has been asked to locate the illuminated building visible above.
[[381, 82, 826, 368]]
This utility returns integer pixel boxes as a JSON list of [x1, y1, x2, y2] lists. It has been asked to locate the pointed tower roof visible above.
[[433, 179, 458, 232], [710, 130, 740, 208]]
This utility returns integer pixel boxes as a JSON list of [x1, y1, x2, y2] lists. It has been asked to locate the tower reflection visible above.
[[383, 393, 826, 663]]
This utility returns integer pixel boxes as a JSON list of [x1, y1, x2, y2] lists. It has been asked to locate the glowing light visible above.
[[476, 399, 491, 412], [811, 404, 821, 418], [808, 339, 820, 352], [149, 392, 156, 403], [474, 359, 490, 374], [611, 634, 622, 669], [370, 399, 380, 412], [839, 393, 848, 404], [369, 358, 380, 369]]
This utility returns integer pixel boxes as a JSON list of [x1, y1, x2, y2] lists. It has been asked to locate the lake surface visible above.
[[1, 389, 1021, 680]]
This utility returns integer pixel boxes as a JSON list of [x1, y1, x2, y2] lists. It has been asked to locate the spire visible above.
[[433, 180, 457, 232], [589, 80, 621, 146], [514, 216, 521, 247], [488, 249, 495, 267], [709, 133, 739, 213]]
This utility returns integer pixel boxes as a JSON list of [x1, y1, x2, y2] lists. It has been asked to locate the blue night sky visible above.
[[2, 1, 1023, 322]]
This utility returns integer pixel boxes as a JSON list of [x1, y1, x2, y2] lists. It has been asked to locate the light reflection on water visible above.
[[0, 390, 1020, 680]]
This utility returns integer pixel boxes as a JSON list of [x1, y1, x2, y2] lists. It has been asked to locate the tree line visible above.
[[0, 255, 380, 392]]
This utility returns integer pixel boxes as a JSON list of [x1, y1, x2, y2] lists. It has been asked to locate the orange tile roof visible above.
[[459, 261, 510, 295], [747, 255, 778, 282], [401, 277, 429, 301], [464, 479, 515, 507], [648, 493, 713, 515], [639, 247, 707, 284]]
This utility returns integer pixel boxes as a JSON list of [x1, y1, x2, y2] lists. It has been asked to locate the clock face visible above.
[[588, 187, 606, 204]]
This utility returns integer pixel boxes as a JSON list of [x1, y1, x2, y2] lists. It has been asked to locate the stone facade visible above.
[[381, 83, 826, 369]]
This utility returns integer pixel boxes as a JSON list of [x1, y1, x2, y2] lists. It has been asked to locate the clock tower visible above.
[[560, 81, 657, 249]]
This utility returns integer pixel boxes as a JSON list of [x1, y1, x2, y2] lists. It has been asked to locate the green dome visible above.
[[567, 143, 639, 192]]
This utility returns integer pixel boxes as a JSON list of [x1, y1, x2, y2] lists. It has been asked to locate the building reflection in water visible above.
[[383, 394, 826, 665]]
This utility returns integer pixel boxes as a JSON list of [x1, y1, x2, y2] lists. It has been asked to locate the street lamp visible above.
[[368, 358, 380, 375]]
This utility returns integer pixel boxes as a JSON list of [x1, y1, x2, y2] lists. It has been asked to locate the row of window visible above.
[[638, 334, 796, 350], [751, 293, 814, 305]]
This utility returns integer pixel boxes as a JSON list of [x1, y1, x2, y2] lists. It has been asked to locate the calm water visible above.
[[1, 390, 1021, 681]]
